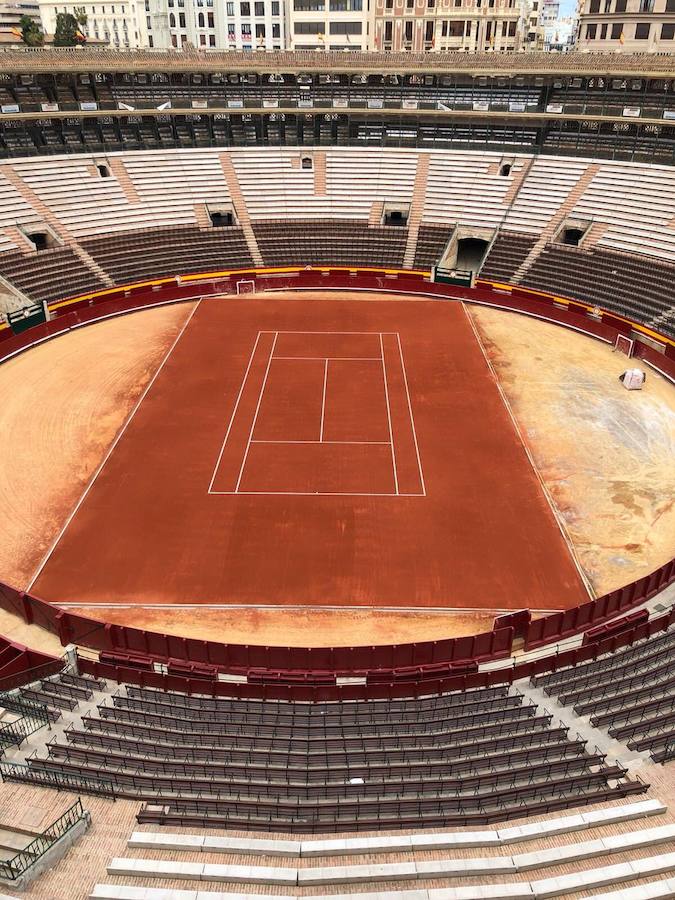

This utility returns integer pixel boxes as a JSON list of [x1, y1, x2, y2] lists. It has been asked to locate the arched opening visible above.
[[455, 237, 489, 273], [209, 210, 234, 227], [26, 230, 55, 251], [559, 226, 585, 246], [97, 163, 110, 178], [301, 156, 313, 170], [499, 163, 512, 177], [383, 208, 408, 227]]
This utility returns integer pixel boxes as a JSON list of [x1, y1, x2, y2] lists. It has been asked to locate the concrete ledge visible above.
[[91, 887, 297, 900], [129, 800, 667, 860], [106, 859, 296, 885]]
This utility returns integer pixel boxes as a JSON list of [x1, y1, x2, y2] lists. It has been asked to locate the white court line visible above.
[[207, 330, 264, 494], [211, 490, 424, 497], [273, 356, 381, 361], [319, 358, 328, 442], [27, 299, 203, 593], [395, 332, 427, 497], [379, 332, 399, 496], [251, 440, 390, 445], [270, 330, 383, 335], [234, 331, 279, 493]]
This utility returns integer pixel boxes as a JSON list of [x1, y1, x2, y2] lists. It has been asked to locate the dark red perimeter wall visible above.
[[0, 267, 673, 699]]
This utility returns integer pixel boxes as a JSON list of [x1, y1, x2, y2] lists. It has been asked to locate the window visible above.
[[635, 21, 650, 37], [272, 21, 279, 34], [427, 0, 434, 6], [667, 0, 675, 9], [404, 18, 413, 38], [600, 22, 607, 37], [588, 0, 599, 11], [295, 0, 324, 8], [586, 23, 597, 37], [448, 18, 464, 32], [406, 0, 413, 8], [226, 1, 233, 11], [256, 21, 264, 34], [329, 0, 362, 8], [614, 0, 626, 8], [384, 19, 392, 38], [638, 0, 653, 11], [662, 22, 675, 37], [208, 11, 214, 25], [198, 11, 204, 25], [385, 0, 392, 8], [329, 19, 361, 31], [169, 12, 175, 25], [199, 32, 206, 42], [271, 0, 279, 12], [611, 22, 622, 37], [254, 0, 264, 12], [179, 11, 185, 26], [240, 1, 249, 13], [295, 20, 323, 31], [425, 19, 433, 38]]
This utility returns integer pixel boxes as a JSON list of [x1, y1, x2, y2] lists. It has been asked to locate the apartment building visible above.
[[39, 0, 150, 46], [287, 0, 369, 50], [371, 0, 537, 52], [576, 0, 675, 50]]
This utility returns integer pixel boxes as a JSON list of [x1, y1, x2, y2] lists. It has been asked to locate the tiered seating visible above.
[[570, 162, 675, 263], [521, 244, 675, 337], [0, 247, 103, 304], [413, 224, 455, 269], [253, 219, 407, 268], [423, 153, 525, 231], [87, 799, 675, 900], [480, 231, 537, 282], [502, 157, 590, 235], [532, 625, 675, 763], [80, 226, 253, 284], [11, 683, 645, 832]]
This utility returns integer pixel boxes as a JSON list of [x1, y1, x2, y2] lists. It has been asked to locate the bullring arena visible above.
[[0, 48, 673, 900]]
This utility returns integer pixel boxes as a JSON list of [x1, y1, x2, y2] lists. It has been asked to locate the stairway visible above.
[[108, 158, 140, 205], [313, 152, 327, 196], [218, 153, 264, 267], [511, 163, 600, 284], [403, 153, 430, 269], [2, 169, 114, 288], [368, 200, 384, 226], [193, 202, 212, 231]]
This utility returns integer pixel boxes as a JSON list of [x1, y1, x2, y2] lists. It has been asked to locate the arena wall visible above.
[[0, 267, 673, 698]]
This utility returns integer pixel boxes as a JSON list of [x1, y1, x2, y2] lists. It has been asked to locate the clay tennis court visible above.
[[28, 294, 589, 611]]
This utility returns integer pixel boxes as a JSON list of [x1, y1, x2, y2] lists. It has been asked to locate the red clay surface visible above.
[[31, 295, 589, 611]]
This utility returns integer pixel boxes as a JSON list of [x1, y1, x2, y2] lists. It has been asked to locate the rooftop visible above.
[[1, 48, 675, 77]]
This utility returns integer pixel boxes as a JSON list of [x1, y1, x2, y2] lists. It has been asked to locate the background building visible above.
[[38, 0, 149, 47], [576, 0, 675, 50], [372, 0, 537, 52], [287, 0, 369, 50]]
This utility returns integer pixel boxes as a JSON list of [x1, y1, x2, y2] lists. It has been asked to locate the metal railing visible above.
[[0, 760, 115, 800], [0, 798, 86, 881]]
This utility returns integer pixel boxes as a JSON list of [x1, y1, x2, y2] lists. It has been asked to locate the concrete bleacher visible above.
[[84, 799, 675, 900]]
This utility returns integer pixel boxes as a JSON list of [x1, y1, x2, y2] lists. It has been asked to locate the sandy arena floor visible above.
[[470, 304, 675, 596], [0, 293, 673, 647]]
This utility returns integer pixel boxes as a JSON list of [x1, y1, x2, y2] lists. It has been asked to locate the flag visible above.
[[619, 29, 625, 43]]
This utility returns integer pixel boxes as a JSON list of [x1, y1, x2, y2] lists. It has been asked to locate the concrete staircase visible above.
[[108, 158, 140, 205], [218, 153, 264, 268], [2, 168, 114, 288], [193, 202, 212, 232], [511, 164, 600, 284], [403, 153, 430, 269], [313, 152, 327, 196], [368, 200, 384, 226], [582, 220, 610, 249]]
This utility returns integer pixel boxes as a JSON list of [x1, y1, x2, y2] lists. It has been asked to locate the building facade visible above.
[[576, 0, 675, 50], [143, 0, 285, 48], [371, 0, 537, 52], [39, 0, 149, 47], [286, 0, 369, 50]]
